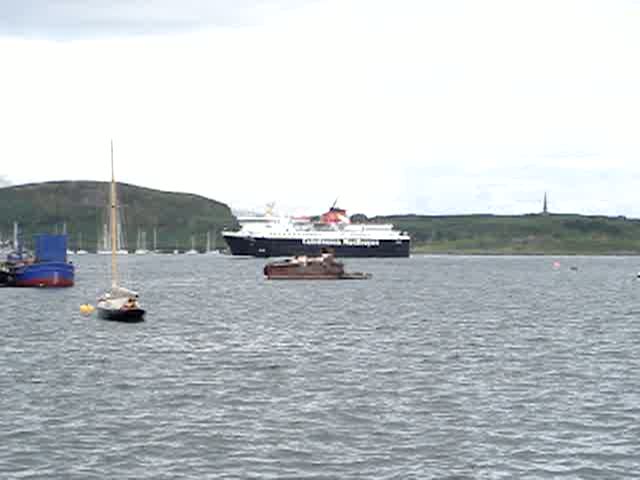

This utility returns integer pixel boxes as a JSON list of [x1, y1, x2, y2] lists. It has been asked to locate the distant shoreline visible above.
[[410, 247, 640, 256], [410, 251, 640, 256]]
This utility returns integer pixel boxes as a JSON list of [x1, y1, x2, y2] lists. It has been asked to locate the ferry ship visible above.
[[223, 205, 410, 257]]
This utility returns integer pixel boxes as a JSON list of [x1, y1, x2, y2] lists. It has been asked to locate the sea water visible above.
[[1, 255, 639, 478]]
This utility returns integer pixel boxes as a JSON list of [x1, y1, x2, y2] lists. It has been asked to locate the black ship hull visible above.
[[224, 235, 410, 258], [97, 307, 146, 323]]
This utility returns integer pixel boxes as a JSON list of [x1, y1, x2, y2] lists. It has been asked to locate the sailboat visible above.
[[63, 223, 75, 255], [76, 232, 88, 255], [185, 235, 199, 255], [96, 141, 145, 322], [206, 230, 220, 255], [152, 227, 161, 254], [97, 209, 129, 255], [134, 229, 149, 255], [97, 223, 129, 254]]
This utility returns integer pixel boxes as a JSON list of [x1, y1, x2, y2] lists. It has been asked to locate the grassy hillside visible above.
[[371, 213, 640, 254], [4, 183, 640, 255], [0, 181, 236, 252]]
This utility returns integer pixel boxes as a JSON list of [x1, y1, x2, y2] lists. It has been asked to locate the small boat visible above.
[[2, 223, 75, 287], [97, 286, 145, 322], [0, 267, 10, 287], [96, 141, 145, 322], [185, 235, 199, 254], [263, 250, 371, 280], [205, 230, 221, 254], [76, 233, 88, 255], [134, 229, 149, 254], [97, 209, 129, 254], [1, 259, 13, 286]]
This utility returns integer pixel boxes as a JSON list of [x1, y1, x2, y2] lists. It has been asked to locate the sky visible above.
[[1, 0, 639, 217]]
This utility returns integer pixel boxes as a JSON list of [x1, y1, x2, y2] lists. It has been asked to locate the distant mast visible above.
[[103, 224, 109, 250], [110, 140, 118, 288], [13, 221, 18, 251], [542, 192, 549, 215]]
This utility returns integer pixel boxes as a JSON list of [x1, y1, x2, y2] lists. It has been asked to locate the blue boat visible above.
[[4, 231, 75, 287]]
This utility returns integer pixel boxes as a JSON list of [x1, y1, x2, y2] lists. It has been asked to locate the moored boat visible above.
[[263, 250, 371, 280], [97, 286, 145, 322], [13, 260, 75, 287], [185, 235, 199, 254], [0, 264, 11, 286], [3, 226, 75, 287], [96, 141, 146, 322]]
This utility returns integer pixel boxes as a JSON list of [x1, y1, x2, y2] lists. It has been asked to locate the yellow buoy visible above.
[[80, 304, 95, 315]]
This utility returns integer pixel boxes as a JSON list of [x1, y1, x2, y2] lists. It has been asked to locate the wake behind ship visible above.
[[223, 206, 410, 257]]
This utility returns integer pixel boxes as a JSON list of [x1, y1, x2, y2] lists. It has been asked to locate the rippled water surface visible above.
[[1, 255, 639, 479]]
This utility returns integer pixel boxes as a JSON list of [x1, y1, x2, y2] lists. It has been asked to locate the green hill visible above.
[[4, 182, 640, 255], [370, 213, 640, 254], [0, 181, 236, 252]]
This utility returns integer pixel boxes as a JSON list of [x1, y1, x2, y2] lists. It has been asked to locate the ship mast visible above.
[[110, 140, 118, 289], [13, 221, 18, 251]]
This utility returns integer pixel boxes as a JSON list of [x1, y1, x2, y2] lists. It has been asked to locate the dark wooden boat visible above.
[[264, 252, 371, 280], [97, 305, 146, 322]]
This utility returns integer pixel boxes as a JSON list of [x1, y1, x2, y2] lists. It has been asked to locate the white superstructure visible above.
[[229, 214, 406, 242]]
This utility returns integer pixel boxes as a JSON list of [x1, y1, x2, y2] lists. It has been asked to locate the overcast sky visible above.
[[1, 0, 639, 216]]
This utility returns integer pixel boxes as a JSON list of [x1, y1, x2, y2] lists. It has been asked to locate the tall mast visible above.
[[13, 221, 18, 251], [110, 140, 118, 288]]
